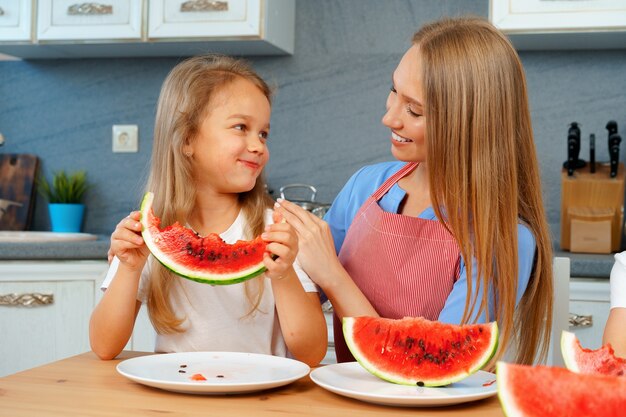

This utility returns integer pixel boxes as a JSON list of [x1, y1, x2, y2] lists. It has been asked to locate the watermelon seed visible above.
[[178, 370, 186, 373], [416, 381, 424, 387], [216, 375, 224, 378], [418, 339, 425, 350]]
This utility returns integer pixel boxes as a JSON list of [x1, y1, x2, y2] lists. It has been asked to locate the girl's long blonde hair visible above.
[[413, 17, 553, 365], [145, 55, 274, 334]]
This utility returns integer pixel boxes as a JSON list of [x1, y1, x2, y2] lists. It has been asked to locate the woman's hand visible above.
[[261, 210, 299, 280], [273, 199, 341, 287], [109, 211, 150, 271]]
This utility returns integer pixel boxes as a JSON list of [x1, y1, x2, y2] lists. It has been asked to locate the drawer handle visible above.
[[180, 0, 229, 12], [0, 293, 54, 307], [569, 313, 593, 328], [0, 7, 4, 16], [67, 3, 113, 15]]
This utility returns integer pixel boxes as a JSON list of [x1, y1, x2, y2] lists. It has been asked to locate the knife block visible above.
[[561, 163, 625, 253]]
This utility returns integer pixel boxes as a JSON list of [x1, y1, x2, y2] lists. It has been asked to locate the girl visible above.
[[89, 55, 327, 367], [604, 252, 626, 357], [277, 17, 553, 365]]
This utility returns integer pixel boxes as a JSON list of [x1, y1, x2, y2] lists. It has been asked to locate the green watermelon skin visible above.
[[140, 192, 268, 285], [343, 316, 498, 387], [497, 362, 626, 417], [561, 331, 626, 377]]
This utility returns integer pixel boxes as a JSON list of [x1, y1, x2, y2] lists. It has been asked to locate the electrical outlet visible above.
[[112, 125, 138, 153]]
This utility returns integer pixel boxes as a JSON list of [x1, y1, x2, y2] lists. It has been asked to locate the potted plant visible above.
[[37, 170, 89, 233]]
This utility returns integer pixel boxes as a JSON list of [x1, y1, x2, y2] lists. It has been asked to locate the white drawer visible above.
[[37, 0, 142, 41]]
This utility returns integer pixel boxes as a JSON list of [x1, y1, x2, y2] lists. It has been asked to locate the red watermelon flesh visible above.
[[497, 362, 626, 417], [561, 331, 626, 377], [140, 192, 267, 285], [343, 316, 498, 387]]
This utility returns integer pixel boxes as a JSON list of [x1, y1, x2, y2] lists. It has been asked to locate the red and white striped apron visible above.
[[334, 162, 461, 362]]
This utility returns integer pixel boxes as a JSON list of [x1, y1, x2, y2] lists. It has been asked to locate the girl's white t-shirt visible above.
[[610, 252, 626, 309], [101, 209, 318, 356]]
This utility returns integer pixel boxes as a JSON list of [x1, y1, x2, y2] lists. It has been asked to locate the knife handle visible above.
[[606, 120, 618, 136], [590, 134, 596, 173], [609, 133, 621, 178]]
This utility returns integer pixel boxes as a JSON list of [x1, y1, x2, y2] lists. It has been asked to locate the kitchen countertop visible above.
[[0, 234, 617, 278], [0, 234, 110, 260], [0, 351, 506, 417]]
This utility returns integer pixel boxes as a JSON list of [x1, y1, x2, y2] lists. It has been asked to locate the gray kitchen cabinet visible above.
[[0, 0, 294, 59], [0, 260, 108, 377], [569, 277, 611, 350]]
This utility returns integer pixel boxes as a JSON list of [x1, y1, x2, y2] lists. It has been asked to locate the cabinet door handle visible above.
[[0, 7, 5, 16], [67, 3, 113, 15], [180, 0, 229, 12], [569, 313, 593, 328], [0, 293, 54, 307]]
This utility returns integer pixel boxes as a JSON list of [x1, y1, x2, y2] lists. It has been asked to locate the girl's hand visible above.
[[110, 211, 150, 271], [261, 210, 298, 280], [273, 199, 341, 287]]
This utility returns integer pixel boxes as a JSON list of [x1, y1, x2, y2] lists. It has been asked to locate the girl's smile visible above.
[[238, 159, 262, 170]]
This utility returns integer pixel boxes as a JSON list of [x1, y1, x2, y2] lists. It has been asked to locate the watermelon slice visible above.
[[561, 331, 626, 377], [140, 191, 268, 285], [343, 316, 498, 387], [497, 362, 626, 417]]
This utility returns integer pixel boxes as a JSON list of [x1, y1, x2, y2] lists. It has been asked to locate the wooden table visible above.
[[0, 351, 505, 416]]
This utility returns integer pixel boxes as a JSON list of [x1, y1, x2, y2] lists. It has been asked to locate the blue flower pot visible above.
[[49, 203, 85, 233]]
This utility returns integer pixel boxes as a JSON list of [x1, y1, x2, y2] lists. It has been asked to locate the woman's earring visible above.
[[185, 151, 192, 157]]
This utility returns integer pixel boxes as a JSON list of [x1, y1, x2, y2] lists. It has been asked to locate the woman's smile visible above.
[[391, 131, 413, 143]]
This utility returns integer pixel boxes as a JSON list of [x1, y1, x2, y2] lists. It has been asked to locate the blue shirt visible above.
[[324, 161, 536, 324]]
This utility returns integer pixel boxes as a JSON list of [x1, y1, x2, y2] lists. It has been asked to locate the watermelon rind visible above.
[[139, 192, 267, 285], [560, 331, 581, 373], [496, 362, 523, 417], [343, 317, 499, 387]]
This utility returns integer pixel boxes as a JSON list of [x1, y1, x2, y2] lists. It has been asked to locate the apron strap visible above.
[[371, 162, 418, 201]]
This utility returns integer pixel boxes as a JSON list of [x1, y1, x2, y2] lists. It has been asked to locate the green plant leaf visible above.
[[37, 170, 90, 204]]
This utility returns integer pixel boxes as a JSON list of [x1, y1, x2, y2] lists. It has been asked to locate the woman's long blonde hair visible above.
[[145, 55, 274, 334], [414, 17, 553, 365]]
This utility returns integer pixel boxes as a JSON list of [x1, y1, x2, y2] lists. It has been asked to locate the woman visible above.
[[277, 16, 553, 365]]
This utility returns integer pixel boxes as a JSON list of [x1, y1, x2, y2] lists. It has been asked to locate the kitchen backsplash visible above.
[[1, 0, 625, 236]]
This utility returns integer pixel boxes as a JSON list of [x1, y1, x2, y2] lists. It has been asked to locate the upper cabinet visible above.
[[0, 0, 295, 59], [37, 0, 143, 41], [149, 0, 259, 39]]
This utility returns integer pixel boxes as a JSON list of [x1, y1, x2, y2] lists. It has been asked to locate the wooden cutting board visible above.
[[0, 154, 39, 231]]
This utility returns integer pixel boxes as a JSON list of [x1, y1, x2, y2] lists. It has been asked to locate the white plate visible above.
[[310, 362, 497, 407], [116, 352, 310, 395]]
